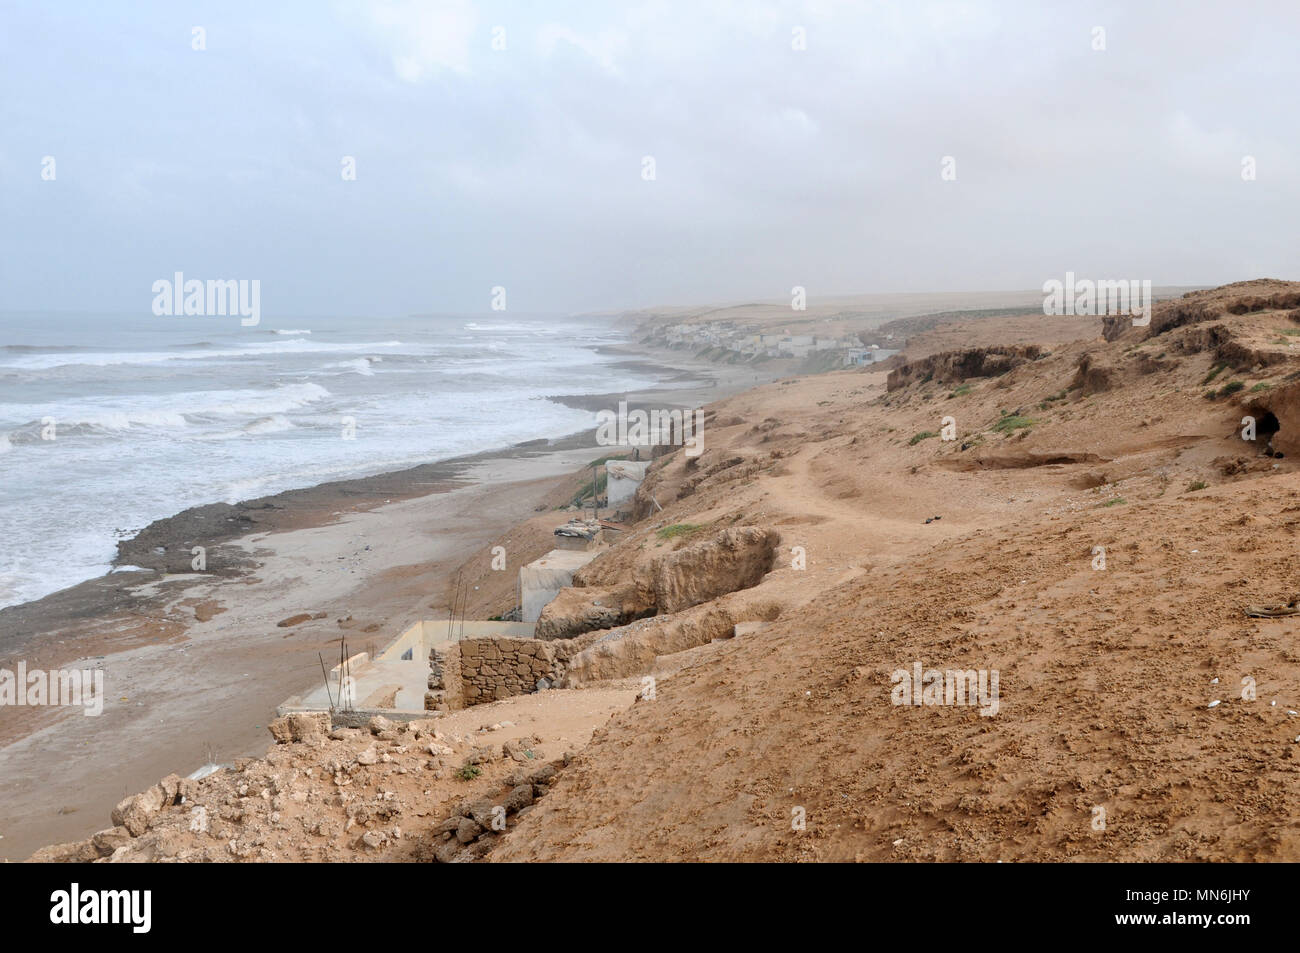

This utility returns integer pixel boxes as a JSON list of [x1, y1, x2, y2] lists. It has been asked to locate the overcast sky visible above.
[[1, 0, 1297, 317]]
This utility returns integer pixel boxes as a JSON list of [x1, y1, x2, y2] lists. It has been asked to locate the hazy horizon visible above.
[[0, 283, 1213, 325], [3, 1, 1297, 317]]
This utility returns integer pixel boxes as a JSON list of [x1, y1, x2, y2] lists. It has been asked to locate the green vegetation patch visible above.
[[1202, 362, 1229, 385], [991, 415, 1037, 435], [571, 470, 608, 506], [1205, 380, 1245, 400], [656, 523, 703, 541]]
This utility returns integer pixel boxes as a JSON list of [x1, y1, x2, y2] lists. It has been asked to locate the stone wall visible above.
[[426, 643, 462, 712], [439, 633, 604, 708], [457, 637, 560, 706]]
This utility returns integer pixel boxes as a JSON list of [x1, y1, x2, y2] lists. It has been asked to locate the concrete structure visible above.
[[844, 346, 899, 366], [660, 322, 881, 367], [552, 518, 604, 551], [381, 619, 535, 657], [606, 460, 649, 509], [280, 648, 427, 715], [519, 548, 600, 623], [277, 619, 534, 718]]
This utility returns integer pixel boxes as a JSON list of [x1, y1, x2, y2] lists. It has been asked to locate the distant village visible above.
[[654, 320, 898, 366]]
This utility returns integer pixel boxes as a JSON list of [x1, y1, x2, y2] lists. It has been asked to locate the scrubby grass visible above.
[[948, 383, 973, 399], [1202, 362, 1229, 385], [909, 431, 937, 445], [570, 470, 608, 506], [1250, 382, 1273, 393], [1206, 380, 1245, 400], [656, 523, 703, 540], [1037, 390, 1069, 409], [1186, 480, 1208, 492], [1101, 497, 1127, 507], [991, 415, 1037, 435], [456, 764, 482, 782]]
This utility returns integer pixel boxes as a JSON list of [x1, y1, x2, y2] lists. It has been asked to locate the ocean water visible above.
[[0, 311, 665, 609]]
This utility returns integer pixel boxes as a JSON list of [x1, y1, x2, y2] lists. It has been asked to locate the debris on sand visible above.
[[1244, 594, 1300, 618]]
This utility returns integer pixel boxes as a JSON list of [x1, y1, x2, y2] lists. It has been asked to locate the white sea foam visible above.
[[0, 339, 406, 370], [0, 313, 663, 609], [0, 383, 332, 433], [327, 357, 377, 375], [194, 382, 332, 418], [243, 414, 295, 435]]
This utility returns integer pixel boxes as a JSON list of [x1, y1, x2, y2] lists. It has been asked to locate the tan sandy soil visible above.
[[488, 280, 1300, 861], [895, 313, 1105, 360], [26, 687, 634, 862]]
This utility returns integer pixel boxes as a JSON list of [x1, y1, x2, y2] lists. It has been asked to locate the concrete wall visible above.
[[379, 619, 535, 662], [282, 655, 428, 714], [280, 619, 538, 717], [606, 460, 649, 508], [519, 549, 599, 623]]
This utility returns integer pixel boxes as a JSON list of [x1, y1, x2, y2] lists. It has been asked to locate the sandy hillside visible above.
[[491, 279, 1300, 861]]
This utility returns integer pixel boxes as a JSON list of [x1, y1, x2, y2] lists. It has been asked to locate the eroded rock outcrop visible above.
[[562, 604, 738, 686], [1070, 353, 1117, 395], [886, 345, 1047, 392], [534, 526, 780, 639], [1102, 280, 1300, 342], [532, 585, 650, 640], [650, 526, 779, 613]]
